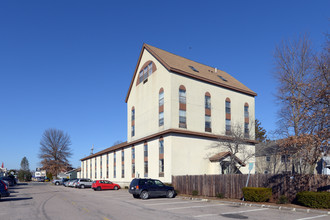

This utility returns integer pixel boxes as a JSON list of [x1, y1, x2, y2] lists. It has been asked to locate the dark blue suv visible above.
[[129, 178, 175, 200]]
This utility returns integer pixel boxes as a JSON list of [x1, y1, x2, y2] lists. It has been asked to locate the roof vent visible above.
[[217, 75, 227, 82], [189, 65, 199, 72]]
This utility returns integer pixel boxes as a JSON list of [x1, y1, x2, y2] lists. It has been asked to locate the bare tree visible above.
[[39, 128, 72, 177], [274, 34, 329, 174], [210, 123, 255, 174], [274, 34, 315, 137]]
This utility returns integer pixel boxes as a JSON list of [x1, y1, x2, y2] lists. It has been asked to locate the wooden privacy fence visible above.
[[172, 174, 330, 201]]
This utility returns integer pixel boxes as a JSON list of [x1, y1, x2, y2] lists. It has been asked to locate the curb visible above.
[[178, 196, 330, 215]]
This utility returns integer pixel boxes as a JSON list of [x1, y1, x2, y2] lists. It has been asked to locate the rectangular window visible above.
[[244, 122, 249, 138], [122, 164, 124, 178], [144, 144, 148, 157], [159, 112, 164, 126], [159, 91, 164, 106], [226, 119, 231, 133], [90, 160, 92, 179], [121, 150, 124, 178], [159, 139, 164, 177], [144, 143, 148, 177], [139, 71, 143, 83], [132, 146, 135, 177], [132, 163, 135, 176], [179, 110, 186, 128], [148, 63, 153, 76], [95, 159, 97, 179], [114, 152, 116, 178], [266, 156, 270, 162], [226, 101, 231, 114], [100, 157, 102, 178], [205, 115, 211, 132], [205, 96, 211, 109], [131, 125, 135, 137], [179, 89, 186, 104], [159, 159, 164, 174], [244, 106, 249, 118], [159, 139, 164, 154], [144, 161, 148, 177], [131, 109, 135, 121]]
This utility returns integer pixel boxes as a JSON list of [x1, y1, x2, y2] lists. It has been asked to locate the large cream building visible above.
[[80, 44, 257, 185]]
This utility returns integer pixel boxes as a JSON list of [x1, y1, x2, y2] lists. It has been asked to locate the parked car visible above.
[[52, 178, 69, 186], [129, 178, 175, 199], [75, 178, 93, 189], [92, 180, 120, 191], [0, 180, 10, 199], [0, 177, 16, 186], [68, 179, 78, 187]]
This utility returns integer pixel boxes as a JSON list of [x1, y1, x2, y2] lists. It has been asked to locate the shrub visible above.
[[192, 190, 198, 196], [277, 195, 288, 204], [242, 187, 272, 202], [216, 193, 224, 199], [296, 191, 330, 209]]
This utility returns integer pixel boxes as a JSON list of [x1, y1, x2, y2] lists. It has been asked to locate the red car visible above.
[[92, 180, 120, 191]]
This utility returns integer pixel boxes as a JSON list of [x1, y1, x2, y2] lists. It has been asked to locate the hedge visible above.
[[242, 187, 272, 202], [296, 191, 330, 209]]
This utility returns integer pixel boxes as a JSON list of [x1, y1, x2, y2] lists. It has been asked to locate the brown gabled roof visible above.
[[125, 43, 257, 102], [209, 151, 246, 166]]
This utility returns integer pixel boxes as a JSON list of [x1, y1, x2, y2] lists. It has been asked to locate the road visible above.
[[0, 182, 328, 220]]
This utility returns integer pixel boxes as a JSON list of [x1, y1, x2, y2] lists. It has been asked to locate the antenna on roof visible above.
[[91, 145, 94, 155]]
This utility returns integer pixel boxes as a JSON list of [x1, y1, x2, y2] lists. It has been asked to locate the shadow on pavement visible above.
[[1, 197, 33, 202]]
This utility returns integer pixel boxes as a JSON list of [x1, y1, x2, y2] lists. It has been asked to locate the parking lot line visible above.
[[222, 208, 269, 215], [296, 215, 328, 220], [194, 208, 269, 218], [145, 201, 201, 206], [194, 214, 218, 218], [166, 204, 227, 210]]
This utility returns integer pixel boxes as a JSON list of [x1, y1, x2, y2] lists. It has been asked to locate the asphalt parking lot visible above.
[[0, 182, 329, 220]]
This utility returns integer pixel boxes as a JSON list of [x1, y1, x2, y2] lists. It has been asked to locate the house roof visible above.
[[209, 151, 246, 166], [125, 43, 257, 103], [80, 129, 257, 161]]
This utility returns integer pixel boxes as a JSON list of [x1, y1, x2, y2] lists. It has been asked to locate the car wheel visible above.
[[140, 191, 149, 200], [114, 186, 118, 190], [55, 182, 59, 186], [80, 185, 85, 189], [133, 194, 139, 199], [97, 186, 101, 191], [166, 190, 175, 198]]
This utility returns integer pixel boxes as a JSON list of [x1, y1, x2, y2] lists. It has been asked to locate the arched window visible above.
[[244, 103, 249, 138], [159, 88, 164, 126], [179, 85, 186, 128], [225, 98, 231, 135], [205, 92, 211, 132], [137, 61, 157, 85]]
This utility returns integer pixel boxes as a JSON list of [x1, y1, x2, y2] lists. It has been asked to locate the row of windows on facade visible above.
[[82, 139, 165, 179], [131, 86, 250, 137]]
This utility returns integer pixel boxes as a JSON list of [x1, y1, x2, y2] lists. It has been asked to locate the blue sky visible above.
[[0, 0, 328, 171]]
